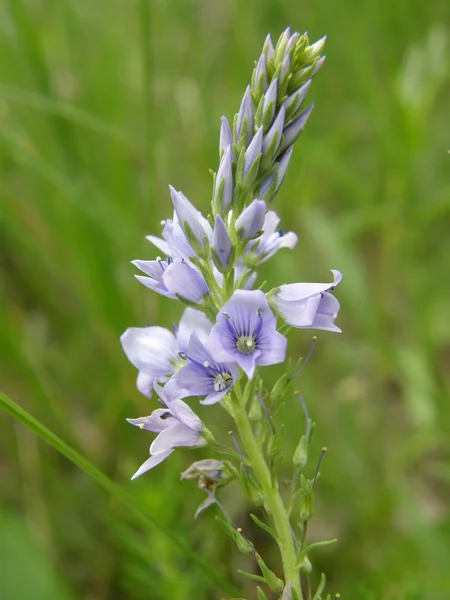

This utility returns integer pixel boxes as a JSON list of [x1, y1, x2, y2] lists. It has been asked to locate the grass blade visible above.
[[0, 390, 239, 597]]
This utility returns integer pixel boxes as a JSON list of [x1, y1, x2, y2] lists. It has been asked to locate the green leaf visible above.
[[237, 570, 268, 585], [250, 513, 277, 541], [312, 573, 326, 600], [306, 539, 338, 554], [0, 391, 239, 597]]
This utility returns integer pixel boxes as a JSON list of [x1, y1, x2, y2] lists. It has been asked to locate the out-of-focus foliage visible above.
[[0, 0, 449, 598]]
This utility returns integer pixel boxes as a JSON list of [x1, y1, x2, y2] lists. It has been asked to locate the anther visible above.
[[156, 256, 162, 261], [203, 360, 210, 368], [222, 311, 230, 319], [178, 351, 187, 360], [160, 219, 166, 225], [257, 308, 264, 317], [139, 423, 145, 429]]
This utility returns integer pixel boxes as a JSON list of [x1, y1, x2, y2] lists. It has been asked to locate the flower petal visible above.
[[121, 326, 177, 375], [150, 422, 206, 454], [130, 449, 174, 480], [176, 308, 213, 352], [146, 235, 172, 257], [163, 260, 209, 304], [256, 330, 287, 367], [126, 410, 175, 433]]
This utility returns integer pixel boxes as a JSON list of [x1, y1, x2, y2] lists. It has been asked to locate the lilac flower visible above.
[[219, 116, 235, 160], [169, 186, 212, 248], [133, 258, 177, 298], [235, 199, 266, 240], [212, 214, 234, 270], [127, 384, 206, 479], [146, 211, 195, 262], [163, 260, 210, 304], [280, 105, 314, 153], [133, 257, 209, 303], [235, 86, 254, 147], [259, 147, 293, 200], [214, 146, 233, 211], [121, 308, 212, 397], [246, 210, 298, 263], [244, 126, 263, 177], [165, 333, 239, 405], [208, 290, 287, 378], [271, 270, 343, 332]]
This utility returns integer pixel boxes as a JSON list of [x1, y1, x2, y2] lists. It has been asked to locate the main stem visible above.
[[232, 393, 302, 598]]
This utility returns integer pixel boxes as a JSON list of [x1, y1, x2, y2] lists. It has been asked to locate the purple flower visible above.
[[271, 270, 343, 332], [146, 213, 195, 262], [212, 214, 233, 270], [235, 199, 266, 240], [133, 258, 177, 298], [165, 333, 239, 405], [127, 384, 206, 479], [280, 105, 314, 153], [219, 116, 235, 161], [214, 146, 234, 211], [208, 290, 287, 378], [169, 186, 212, 248], [246, 210, 298, 263], [133, 257, 209, 303], [163, 260, 210, 304], [121, 308, 212, 397], [235, 86, 254, 147], [259, 147, 293, 200]]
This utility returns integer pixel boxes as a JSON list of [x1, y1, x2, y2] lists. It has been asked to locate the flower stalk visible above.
[[121, 26, 342, 600]]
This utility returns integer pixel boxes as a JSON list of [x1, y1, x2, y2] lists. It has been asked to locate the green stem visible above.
[[232, 389, 302, 598]]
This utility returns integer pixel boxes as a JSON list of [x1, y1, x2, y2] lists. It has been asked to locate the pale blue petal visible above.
[[130, 449, 174, 480]]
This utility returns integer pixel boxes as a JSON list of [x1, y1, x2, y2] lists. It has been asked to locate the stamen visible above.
[[255, 388, 275, 435], [160, 411, 172, 421], [313, 447, 327, 489], [257, 308, 264, 317], [156, 256, 162, 261], [222, 311, 230, 319], [229, 430, 250, 478], [203, 360, 210, 368], [178, 351, 187, 360], [278, 227, 285, 237], [160, 219, 166, 225], [139, 423, 145, 429], [288, 336, 318, 380], [214, 372, 232, 392]]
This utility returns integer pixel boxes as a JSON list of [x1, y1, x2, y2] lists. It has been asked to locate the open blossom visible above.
[[271, 270, 342, 332], [246, 210, 298, 264], [134, 258, 209, 304], [121, 308, 212, 397], [165, 332, 239, 405], [127, 384, 207, 479], [208, 289, 287, 378]]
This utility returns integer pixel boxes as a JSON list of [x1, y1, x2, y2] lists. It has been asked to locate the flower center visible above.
[[237, 336, 256, 355], [214, 372, 233, 392]]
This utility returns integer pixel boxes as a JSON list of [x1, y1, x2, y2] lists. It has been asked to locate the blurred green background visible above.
[[1, 0, 449, 599]]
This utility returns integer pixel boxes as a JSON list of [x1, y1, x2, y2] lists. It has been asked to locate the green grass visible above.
[[1, 0, 449, 598]]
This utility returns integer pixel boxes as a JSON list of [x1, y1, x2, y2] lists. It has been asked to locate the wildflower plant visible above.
[[122, 28, 342, 600]]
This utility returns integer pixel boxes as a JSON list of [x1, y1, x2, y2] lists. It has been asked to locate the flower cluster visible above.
[[122, 27, 341, 599]]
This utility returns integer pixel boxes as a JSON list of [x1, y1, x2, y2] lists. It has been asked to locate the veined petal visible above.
[[130, 449, 174, 480], [277, 270, 343, 301], [150, 422, 206, 454], [255, 330, 287, 367]]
